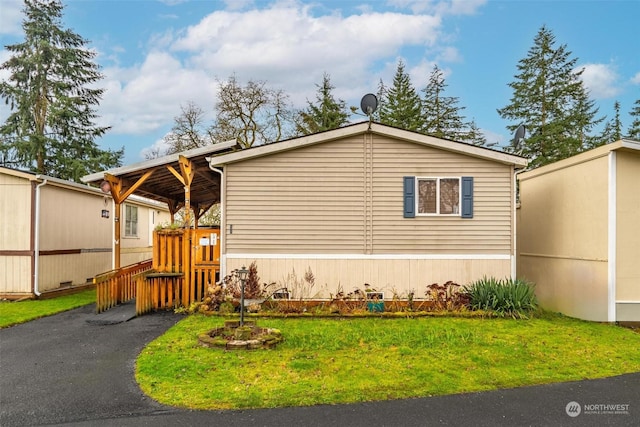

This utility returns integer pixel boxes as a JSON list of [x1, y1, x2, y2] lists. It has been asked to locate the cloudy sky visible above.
[[1, 0, 638, 165]]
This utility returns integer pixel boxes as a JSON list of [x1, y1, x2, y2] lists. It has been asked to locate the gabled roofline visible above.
[[1, 165, 106, 193], [207, 122, 528, 168], [0, 166, 168, 209], [0, 166, 40, 181], [81, 139, 237, 183], [519, 139, 640, 181]]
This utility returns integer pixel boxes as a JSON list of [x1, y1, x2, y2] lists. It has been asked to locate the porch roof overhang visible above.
[[81, 140, 237, 208]]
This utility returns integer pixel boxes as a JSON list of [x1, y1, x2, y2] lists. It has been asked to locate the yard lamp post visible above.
[[237, 266, 249, 326]]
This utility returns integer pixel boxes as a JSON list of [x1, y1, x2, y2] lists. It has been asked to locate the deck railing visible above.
[[95, 228, 220, 315], [135, 272, 184, 315], [134, 228, 220, 315], [94, 259, 153, 313]]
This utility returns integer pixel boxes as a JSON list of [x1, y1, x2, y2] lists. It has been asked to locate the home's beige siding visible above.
[[0, 173, 32, 251], [370, 135, 513, 254], [39, 185, 112, 251], [38, 253, 109, 291], [0, 256, 31, 294], [517, 155, 610, 321], [225, 134, 514, 256], [224, 133, 515, 295], [120, 201, 171, 266], [226, 257, 511, 299], [0, 168, 172, 296], [225, 136, 365, 253], [616, 150, 640, 320], [0, 172, 33, 295]]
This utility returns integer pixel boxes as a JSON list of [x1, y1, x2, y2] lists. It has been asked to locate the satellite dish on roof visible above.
[[512, 124, 526, 151], [360, 93, 378, 116]]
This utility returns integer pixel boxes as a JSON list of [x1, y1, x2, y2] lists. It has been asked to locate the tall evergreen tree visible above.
[[497, 26, 601, 168], [378, 60, 422, 131], [296, 73, 349, 135], [421, 64, 475, 142], [0, 0, 122, 181], [628, 99, 640, 140], [467, 119, 487, 146], [594, 101, 623, 147]]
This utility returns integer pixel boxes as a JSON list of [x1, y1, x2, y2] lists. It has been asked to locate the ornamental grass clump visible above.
[[465, 277, 537, 318]]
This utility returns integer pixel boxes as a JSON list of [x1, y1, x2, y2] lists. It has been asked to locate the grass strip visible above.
[[0, 290, 96, 328], [137, 313, 640, 409]]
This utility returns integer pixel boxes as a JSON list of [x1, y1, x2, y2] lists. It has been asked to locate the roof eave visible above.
[[519, 139, 640, 180], [81, 139, 237, 184], [208, 122, 528, 168]]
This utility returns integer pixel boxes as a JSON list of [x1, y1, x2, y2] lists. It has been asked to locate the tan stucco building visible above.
[[517, 140, 640, 322], [0, 167, 170, 299]]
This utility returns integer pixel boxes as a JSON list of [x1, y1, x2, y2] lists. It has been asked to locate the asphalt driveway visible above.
[[1, 304, 638, 426]]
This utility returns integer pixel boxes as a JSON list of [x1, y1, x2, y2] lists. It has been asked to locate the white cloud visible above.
[[481, 128, 507, 148], [387, 0, 487, 15], [447, 0, 488, 15], [98, 51, 217, 135], [169, 4, 442, 105], [631, 72, 640, 85], [578, 63, 620, 99], [139, 135, 171, 160], [0, 0, 23, 36], [436, 46, 462, 63], [223, 0, 255, 11], [2, 1, 480, 162]]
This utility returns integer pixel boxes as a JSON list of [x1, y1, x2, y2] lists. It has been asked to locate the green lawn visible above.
[[0, 290, 96, 328], [137, 313, 640, 410]]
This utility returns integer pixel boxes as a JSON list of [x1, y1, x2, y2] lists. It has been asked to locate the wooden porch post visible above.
[[104, 170, 156, 269], [114, 201, 122, 269], [194, 202, 215, 230], [166, 156, 196, 306], [167, 155, 195, 227], [166, 199, 181, 224]]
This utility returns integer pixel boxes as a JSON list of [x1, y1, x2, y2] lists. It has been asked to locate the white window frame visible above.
[[415, 177, 461, 216], [124, 204, 139, 237]]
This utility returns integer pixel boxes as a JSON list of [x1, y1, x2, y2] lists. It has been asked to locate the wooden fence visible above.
[[94, 259, 153, 313], [95, 228, 220, 316], [136, 228, 220, 315], [135, 272, 184, 315]]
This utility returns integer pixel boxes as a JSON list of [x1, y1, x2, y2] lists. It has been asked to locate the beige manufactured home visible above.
[[209, 122, 528, 299], [0, 167, 170, 299], [517, 140, 640, 322]]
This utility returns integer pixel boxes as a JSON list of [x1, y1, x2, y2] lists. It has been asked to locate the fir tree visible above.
[[497, 26, 601, 168], [421, 64, 475, 143], [466, 119, 487, 146], [628, 99, 640, 140], [378, 60, 422, 131], [0, 0, 122, 181], [296, 73, 349, 135], [594, 101, 623, 147]]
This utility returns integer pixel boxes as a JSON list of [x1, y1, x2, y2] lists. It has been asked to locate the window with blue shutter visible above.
[[461, 176, 473, 218], [403, 176, 415, 218]]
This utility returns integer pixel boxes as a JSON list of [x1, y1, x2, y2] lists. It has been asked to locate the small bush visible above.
[[465, 276, 537, 318], [425, 281, 470, 311]]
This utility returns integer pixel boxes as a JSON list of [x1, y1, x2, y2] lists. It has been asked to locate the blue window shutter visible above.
[[403, 176, 415, 218], [461, 176, 473, 218]]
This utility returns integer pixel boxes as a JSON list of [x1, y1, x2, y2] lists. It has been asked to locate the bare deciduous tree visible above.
[[211, 74, 294, 148]]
